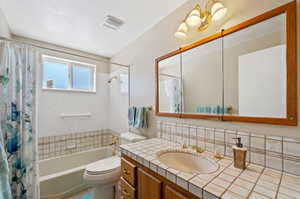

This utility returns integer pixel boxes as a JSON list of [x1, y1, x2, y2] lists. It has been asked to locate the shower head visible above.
[[108, 76, 118, 83]]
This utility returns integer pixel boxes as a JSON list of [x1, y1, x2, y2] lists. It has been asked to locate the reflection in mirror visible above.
[[224, 13, 286, 118], [181, 38, 223, 115], [158, 54, 182, 113]]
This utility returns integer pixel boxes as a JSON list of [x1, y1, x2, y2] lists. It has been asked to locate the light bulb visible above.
[[186, 7, 202, 28], [174, 22, 188, 40], [211, 1, 227, 22]]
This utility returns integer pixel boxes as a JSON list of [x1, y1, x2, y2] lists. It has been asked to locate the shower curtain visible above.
[[0, 40, 39, 199], [164, 78, 182, 113]]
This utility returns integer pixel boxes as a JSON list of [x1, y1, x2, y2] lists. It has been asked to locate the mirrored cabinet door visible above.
[[181, 38, 223, 115], [158, 53, 182, 114], [223, 13, 287, 118]]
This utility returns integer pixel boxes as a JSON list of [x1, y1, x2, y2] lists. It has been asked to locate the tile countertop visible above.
[[120, 138, 300, 199]]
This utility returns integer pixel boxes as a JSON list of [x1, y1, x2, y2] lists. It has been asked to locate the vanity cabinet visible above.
[[138, 168, 162, 199], [121, 156, 200, 199], [164, 185, 189, 199]]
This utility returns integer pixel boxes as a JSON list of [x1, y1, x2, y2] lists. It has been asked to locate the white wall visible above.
[[239, 45, 286, 117], [182, 38, 223, 113], [108, 64, 129, 134], [0, 7, 10, 38], [13, 36, 110, 137], [111, 0, 300, 138]]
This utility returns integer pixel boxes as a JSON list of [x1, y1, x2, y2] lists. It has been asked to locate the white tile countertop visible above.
[[120, 138, 300, 199]]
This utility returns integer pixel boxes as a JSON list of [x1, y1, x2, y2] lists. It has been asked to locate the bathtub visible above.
[[39, 146, 114, 199]]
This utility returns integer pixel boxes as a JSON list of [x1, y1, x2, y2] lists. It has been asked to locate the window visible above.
[[42, 55, 96, 92]]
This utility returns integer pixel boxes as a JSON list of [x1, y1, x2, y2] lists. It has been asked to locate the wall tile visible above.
[[38, 129, 119, 160], [157, 121, 300, 175]]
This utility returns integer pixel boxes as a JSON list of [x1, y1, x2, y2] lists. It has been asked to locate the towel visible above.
[[0, 126, 12, 199], [196, 105, 231, 114], [129, 107, 148, 129], [128, 107, 136, 127]]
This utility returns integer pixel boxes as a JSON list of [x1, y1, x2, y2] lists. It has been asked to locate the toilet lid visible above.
[[86, 156, 120, 175]]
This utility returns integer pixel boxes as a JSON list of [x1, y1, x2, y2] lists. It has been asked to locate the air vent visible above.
[[103, 15, 124, 30]]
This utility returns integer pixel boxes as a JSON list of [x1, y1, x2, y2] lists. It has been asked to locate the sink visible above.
[[157, 150, 219, 174]]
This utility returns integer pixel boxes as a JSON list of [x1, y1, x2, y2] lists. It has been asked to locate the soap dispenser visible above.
[[232, 137, 247, 169]]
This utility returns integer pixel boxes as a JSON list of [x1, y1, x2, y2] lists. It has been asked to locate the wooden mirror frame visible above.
[[155, 1, 297, 125]]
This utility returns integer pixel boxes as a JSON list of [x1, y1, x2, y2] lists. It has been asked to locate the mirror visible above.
[[155, 2, 297, 125], [181, 38, 223, 115], [223, 14, 286, 118], [158, 53, 182, 113]]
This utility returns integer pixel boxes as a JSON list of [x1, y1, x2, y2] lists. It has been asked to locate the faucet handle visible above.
[[182, 143, 188, 149], [192, 145, 204, 153]]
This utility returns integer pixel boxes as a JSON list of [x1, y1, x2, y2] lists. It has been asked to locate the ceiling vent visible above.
[[103, 15, 124, 30]]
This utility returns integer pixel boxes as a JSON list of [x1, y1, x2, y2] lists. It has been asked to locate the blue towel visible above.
[[0, 126, 12, 199], [129, 107, 148, 129], [196, 105, 230, 114], [128, 107, 136, 127]]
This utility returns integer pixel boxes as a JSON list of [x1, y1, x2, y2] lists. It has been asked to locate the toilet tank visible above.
[[120, 132, 147, 145]]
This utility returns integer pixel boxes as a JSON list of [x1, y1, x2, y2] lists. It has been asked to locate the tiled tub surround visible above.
[[38, 130, 120, 160], [120, 138, 300, 199], [157, 121, 300, 176]]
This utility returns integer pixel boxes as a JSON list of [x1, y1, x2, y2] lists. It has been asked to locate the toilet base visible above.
[[93, 184, 115, 199]]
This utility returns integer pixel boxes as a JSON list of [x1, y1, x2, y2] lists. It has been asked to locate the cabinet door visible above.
[[138, 168, 162, 199], [164, 185, 189, 199]]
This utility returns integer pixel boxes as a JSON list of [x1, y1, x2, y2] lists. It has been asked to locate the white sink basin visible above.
[[157, 150, 219, 174]]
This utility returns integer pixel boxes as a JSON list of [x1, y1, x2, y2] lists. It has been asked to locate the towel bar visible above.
[[60, 113, 92, 118]]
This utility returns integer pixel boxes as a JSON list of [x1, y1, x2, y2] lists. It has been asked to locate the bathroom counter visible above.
[[120, 138, 300, 199]]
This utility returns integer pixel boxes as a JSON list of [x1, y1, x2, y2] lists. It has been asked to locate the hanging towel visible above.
[[0, 126, 12, 199], [142, 108, 148, 128], [132, 107, 148, 129], [128, 107, 136, 127]]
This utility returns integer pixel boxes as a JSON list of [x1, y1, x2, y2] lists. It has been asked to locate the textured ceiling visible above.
[[0, 0, 188, 57]]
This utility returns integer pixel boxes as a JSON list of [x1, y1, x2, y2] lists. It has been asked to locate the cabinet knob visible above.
[[122, 189, 129, 196], [123, 168, 130, 175]]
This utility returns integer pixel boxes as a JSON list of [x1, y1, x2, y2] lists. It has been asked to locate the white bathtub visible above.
[[39, 147, 113, 199]]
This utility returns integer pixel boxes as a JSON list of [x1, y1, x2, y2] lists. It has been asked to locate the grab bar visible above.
[[60, 113, 91, 118]]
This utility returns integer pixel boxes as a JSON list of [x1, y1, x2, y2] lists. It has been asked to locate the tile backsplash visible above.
[[157, 121, 300, 176], [38, 129, 120, 160]]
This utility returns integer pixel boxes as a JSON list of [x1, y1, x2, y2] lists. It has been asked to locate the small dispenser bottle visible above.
[[232, 137, 247, 169]]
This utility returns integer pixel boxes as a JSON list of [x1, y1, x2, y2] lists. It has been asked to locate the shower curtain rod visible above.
[[110, 62, 130, 67], [0, 37, 109, 64]]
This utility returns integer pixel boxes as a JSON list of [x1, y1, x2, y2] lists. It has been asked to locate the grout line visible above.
[[219, 163, 245, 198], [245, 167, 265, 199], [275, 172, 283, 199], [264, 135, 267, 168], [249, 132, 252, 164], [281, 136, 284, 172]]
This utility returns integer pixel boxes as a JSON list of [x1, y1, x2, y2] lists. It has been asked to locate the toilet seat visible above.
[[86, 156, 120, 175]]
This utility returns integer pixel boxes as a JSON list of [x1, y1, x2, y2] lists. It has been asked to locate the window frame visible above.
[[42, 55, 96, 93]]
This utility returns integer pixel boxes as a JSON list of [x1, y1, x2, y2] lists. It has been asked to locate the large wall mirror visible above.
[[155, 1, 297, 125]]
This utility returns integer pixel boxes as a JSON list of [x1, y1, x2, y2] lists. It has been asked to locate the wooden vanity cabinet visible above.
[[138, 168, 162, 199], [121, 177, 136, 199], [164, 185, 189, 199], [121, 156, 201, 199]]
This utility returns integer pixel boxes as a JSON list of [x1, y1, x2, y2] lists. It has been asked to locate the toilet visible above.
[[83, 132, 146, 199]]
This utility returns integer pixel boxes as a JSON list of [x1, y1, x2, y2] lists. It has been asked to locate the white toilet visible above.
[[83, 132, 146, 199]]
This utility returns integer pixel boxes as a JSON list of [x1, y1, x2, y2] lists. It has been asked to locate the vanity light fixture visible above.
[[174, 21, 189, 40], [175, 0, 227, 39]]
